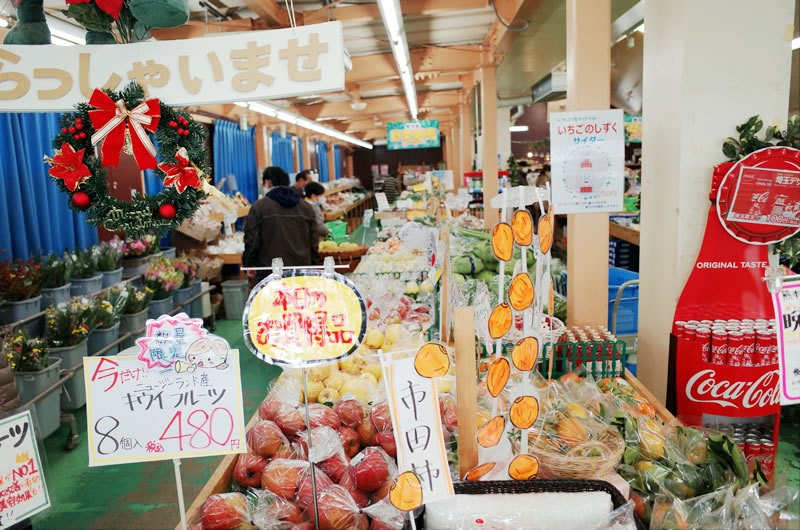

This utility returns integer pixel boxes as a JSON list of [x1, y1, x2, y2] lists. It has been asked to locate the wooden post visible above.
[[454, 307, 478, 478], [438, 226, 450, 343], [565, 0, 611, 327], [255, 124, 268, 168], [448, 124, 458, 186], [458, 102, 472, 191], [301, 134, 311, 173], [347, 150, 354, 178], [480, 65, 498, 227], [327, 140, 336, 180], [292, 128, 300, 173]]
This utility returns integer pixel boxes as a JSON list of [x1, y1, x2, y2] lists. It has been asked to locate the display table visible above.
[[609, 221, 640, 246]]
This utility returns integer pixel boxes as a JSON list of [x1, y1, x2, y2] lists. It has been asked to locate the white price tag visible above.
[[375, 193, 391, 211]]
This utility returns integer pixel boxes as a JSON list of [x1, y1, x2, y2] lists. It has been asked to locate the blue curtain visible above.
[[213, 119, 257, 203], [297, 137, 304, 171], [0, 113, 98, 258], [317, 140, 329, 182], [333, 145, 342, 181], [271, 131, 294, 174]]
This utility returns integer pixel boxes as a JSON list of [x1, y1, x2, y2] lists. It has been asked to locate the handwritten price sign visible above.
[[0, 410, 50, 527], [83, 321, 246, 466], [243, 271, 366, 367]]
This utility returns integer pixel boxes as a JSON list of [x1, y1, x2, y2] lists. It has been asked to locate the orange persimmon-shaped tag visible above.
[[508, 454, 540, 480], [538, 214, 553, 255], [488, 303, 512, 339], [414, 342, 450, 378], [512, 209, 533, 246], [477, 415, 505, 447], [509, 395, 539, 429], [492, 223, 514, 261], [463, 462, 496, 481], [487, 357, 510, 397], [508, 273, 534, 311], [389, 471, 424, 511], [511, 336, 539, 371]]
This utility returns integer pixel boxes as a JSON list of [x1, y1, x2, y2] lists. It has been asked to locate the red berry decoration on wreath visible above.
[[45, 82, 210, 239], [158, 204, 177, 219]]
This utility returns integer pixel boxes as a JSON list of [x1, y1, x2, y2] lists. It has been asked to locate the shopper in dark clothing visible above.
[[380, 172, 401, 203], [244, 167, 316, 284], [291, 169, 312, 198]]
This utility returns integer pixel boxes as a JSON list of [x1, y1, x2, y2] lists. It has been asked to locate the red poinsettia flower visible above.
[[65, 0, 123, 20], [48, 143, 92, 192], [159, 148, 203, 194]]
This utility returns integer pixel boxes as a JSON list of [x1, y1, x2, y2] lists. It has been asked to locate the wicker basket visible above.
[[409, 479, 646, 530], [523, 419, 626, 480]]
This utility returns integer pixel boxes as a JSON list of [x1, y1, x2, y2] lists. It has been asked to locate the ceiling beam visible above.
[[484, 0, 542, 63], [241, 0, 291, 27], [356, 73, 464, 95], [346, 47, 484, 84], [305, 0, 488, 25], [300, 90, 462, 120], [152, 19, 261, 40]]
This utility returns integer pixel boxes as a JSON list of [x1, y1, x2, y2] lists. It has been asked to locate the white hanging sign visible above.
[[0, 410, 50, 526], [0, 22, 344, 112], [771, 275, 800, 405], [549, 109, 624, 214]]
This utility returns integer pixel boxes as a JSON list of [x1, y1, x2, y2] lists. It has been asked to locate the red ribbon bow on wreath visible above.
[[89, 89, 160, 170], [159, 147, 203, 193]]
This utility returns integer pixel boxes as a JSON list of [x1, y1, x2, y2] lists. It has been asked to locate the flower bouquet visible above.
[[122, 237, 154, 259], [5, 327, 49, 372], [121, 285, 153, 314], [39, 252, 74, 289], [71, 248, 98, 279], [46, 299, 94, 348], [144, 257, 184, 300], [173, 255, 199, 289], [93, 287, 129, 330], [0, 257, 42, 302], [96, 240, 123, 272]]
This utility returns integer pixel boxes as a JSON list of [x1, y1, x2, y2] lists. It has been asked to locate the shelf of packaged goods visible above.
[[208, 206, 250, 223], [323, 193, 373, 222], [609, 221, 640, 246], [324, 183, 355, 196]]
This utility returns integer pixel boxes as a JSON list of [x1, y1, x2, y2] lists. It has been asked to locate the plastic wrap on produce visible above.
[[243, 268, 367, 367], [734, 484, 800, 530], [424, 491, 613, 529], [196, 492, 253, 530], [593, 499, 637, 530]]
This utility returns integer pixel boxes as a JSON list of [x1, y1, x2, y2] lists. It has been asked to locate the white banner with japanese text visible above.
[[0, 22, 344, 112], [0, 410, 50, 526], [384, 356, 454, 506], [83, 315, 246, 466], [549, 109, 625, 214], [771, 275, 800, 406]]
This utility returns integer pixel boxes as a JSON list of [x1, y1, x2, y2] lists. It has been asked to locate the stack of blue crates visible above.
[[609, 237, 639, 271]]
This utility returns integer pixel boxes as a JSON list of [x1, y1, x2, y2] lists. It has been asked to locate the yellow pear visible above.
[[324, 372, 346, 391]]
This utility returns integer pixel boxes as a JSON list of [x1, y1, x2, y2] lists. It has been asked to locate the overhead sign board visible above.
[[387, 120, 440, 150]]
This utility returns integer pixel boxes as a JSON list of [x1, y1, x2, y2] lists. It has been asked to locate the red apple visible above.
[[200, 493, 249, 530], [296, 468, 334, 511], [338, 467, 370, 508], [259, 397, 283, 421], [370, 401, 392, 432], [276, 405, 306, 437], [320, 453, 350, 483], [352, 448, 390, 492], [338, 426, 360, 458], [356, 419, 378, 446], [262, 459, 308, 500], [375, 430, 396, 458], [334, 398, 366, 427], [265, 498, 304, 524], [370, 474, 393, 503], [273, 441, 299, 460], [232, 453, 268, 488], [290, 523, 315, 530], [443, 404, 458, 431], [247, 420, 285, 458], [308, 403, 342, 431], [313, 485, 368, 530]]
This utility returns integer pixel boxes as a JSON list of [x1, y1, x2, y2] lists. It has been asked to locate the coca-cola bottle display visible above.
[[668, 145, 800, 484]]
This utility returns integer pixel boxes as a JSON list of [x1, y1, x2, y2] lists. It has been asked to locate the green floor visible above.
[[31, 320, 280, 529], [28, 320, 800, 528]]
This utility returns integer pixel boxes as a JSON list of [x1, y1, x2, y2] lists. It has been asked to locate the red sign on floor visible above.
[[726, 166, 800, 227]]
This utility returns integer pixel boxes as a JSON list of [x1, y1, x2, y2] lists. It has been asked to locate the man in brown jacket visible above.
[[244, 167, 316, 285]]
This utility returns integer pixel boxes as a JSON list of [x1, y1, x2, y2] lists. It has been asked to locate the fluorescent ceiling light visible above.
[[51, 35, 78, 46], [377, 0, 402, 40], [634, 23, 644, 33], [376, 0, 417, 120], [793, 37, 800, 50], [509, 125, 529, 132], [234, 101, 249, 108], [45, 15, 86, 45]]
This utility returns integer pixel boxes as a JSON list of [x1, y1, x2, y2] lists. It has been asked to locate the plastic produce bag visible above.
[[197, 492, 254, 530], [650, 486, 735, 530], [734, 483, 800, 530], [309, 484, 369, 530], [592, 499, 636, 530]]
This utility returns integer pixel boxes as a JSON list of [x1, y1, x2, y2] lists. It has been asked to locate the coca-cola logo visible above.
[[685, 369, 781, 409]]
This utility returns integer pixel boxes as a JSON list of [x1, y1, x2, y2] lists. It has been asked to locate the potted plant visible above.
[[172, 255, 199, 307], [7, 328, 63, 438], [46, 300, 93, 409], [144, 257, 183, 319], [39, 252, 74, 308], [144, 234, 162, 260], [0, 257, 43, 326], [87, 287, 129, 357], [97, 239, 124, 288], [119, 285, 154, 350], [161, 245, 177, 259], [122, 236, 155, 277], [70, 247, 103, 296]]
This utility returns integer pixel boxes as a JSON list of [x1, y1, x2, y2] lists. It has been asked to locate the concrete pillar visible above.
[[481, 65, 499, 226], [637, 0, 795, 402], [459, 102, 473, 190], [565, 0, 611, 328]]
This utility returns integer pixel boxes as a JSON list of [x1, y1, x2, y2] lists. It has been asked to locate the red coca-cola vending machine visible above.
[[668, 145, 800, 483]]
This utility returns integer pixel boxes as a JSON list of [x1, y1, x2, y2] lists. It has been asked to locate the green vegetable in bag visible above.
[[453, 255, 484, 275], [476, 270, 496, 284]]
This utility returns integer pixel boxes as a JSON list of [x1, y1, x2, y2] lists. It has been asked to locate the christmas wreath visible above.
[[46, 82, 209, 239]]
